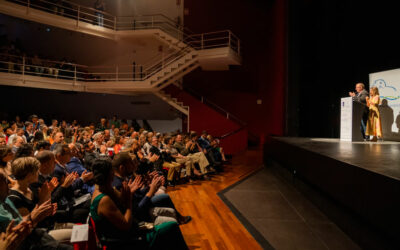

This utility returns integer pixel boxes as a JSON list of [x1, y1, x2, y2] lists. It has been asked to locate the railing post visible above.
[[74, 65, 77, 85], [187, 107, 190, 133], [201, 34, 204, 49], [77, 6, 80, 27], [114, 16, 117, 30], [22, 57, 25, 78], [151, 16, 154, 28], [226, 113, 230, 119], [140, 66, 143, 79], [201, 96, 204, 103], [116, 66, 119, 81], [228, 30, 231, 48]]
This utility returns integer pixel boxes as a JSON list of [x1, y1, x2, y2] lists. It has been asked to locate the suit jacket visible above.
[[353, 89, 369, 104]]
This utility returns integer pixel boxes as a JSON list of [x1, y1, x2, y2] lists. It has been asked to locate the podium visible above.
[[340, 97, 366, 141]]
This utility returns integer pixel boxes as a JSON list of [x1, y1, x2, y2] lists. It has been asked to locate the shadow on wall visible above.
[[379, 99, 400, 140]]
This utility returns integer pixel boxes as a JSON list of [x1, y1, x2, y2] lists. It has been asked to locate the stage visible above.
[[264, 137, 400, 249]]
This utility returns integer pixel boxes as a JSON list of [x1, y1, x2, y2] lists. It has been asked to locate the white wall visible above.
[[369, 69, 400, 141]]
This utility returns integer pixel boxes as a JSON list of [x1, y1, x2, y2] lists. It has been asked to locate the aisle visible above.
[[168, 149, 264, 250]]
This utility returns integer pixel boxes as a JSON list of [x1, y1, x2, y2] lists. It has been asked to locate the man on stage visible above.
[[349, 82, 369, 140]]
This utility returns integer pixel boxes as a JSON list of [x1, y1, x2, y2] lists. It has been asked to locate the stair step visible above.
[[176, 102, 183, 106]]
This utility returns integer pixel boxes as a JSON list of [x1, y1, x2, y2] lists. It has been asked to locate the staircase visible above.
[[163, 85, 248, 155]]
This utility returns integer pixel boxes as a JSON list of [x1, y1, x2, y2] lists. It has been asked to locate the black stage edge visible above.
[[264, 137, 400, 250], [218, 169, 274, 250]]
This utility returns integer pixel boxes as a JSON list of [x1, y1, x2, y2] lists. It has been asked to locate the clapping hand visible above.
[[30, 199, 57, 226], [81, 170, 93, 183], [61, 172, 77, 188], [128, 175, 143, 194], [0, 220, 30, 250], [48, 177, 59, 192]]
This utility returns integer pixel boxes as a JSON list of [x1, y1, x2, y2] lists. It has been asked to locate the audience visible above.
[[0, 114, 229, 249]]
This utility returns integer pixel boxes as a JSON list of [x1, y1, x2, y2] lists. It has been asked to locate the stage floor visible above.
[[275, 137, 400, 181]]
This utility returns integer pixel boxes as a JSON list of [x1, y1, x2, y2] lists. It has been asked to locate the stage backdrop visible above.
[[369, 69, 400, 141]]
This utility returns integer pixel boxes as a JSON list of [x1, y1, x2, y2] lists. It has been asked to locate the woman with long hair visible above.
[[366, 86, 383, 142]]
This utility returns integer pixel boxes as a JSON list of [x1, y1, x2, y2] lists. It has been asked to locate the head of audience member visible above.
[[146, 132, 154, 143], [14, 144, 34, 159], [25, 122, 33, 133], [75, 143, 84, 159], [113, 128, 120, 137], [6, 128, 13, 136], [33, 131, 44, 142], [11, 157, 40, 185], [51, 119, 58, 128], [130, 131, 139, 139], [35, 150, 55, 176], [15, 115, 21, 123], [93, 158, 113, 188], [61, 120, 67, 129], [201, 130, 208, 139], [84, 141, 96, 153], [138, 134, 146, 146], [355, 83, 365, 93], [164, 136, 174, 146], [93, 132, 104, 145], [31, 114, 38, 125], [12, 136, 24, 153], [175, 134, 183, 143], [112, 152, 136, 178], [38, 118, 45, 126], [190, 132, 198, 141], [16, 128, 24, 136], [0, 134, 6, 146], [35, 140, 51, 152], [0, 145, 13, 167], [53, 132, 64, 144], [151, 136, 159, 147], [40, 125, 48, 134], [54, 144, 72, 165], [104, 130, 110, 141]]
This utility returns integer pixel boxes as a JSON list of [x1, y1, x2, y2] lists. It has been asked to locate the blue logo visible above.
[[372, 79, 399, 100]]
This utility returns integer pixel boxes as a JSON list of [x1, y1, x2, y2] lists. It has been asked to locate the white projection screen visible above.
[[369, 69, 400, 141]]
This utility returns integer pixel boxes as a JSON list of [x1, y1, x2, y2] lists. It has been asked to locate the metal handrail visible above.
[[182, 87, 247, 127], [5, 0, 241, 55]]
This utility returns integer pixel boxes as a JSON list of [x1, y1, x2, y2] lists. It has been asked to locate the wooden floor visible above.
[[168, 149, 264, 250]]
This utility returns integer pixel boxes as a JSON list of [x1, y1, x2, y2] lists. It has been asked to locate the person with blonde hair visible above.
[[366, 86, 383, 141]]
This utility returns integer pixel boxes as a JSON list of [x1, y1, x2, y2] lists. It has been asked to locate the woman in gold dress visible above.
[[365, 86, 382, 141]]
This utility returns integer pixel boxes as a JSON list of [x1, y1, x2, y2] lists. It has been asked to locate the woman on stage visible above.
[[366, 86, 382, 141]]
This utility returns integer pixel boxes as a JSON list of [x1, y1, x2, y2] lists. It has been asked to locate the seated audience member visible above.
[[174, 134, 211, 176], [196, 131, 222, 171], [7, 128, 26, 146], [10, 136, 24, 154], [52, 144, 92, 223], [0, 171, 72, 250], [24, 122, 35, 143], [164, 136, 203, 184], [66, 143, 94, 194], [90, 158, 188, 250], [50, 132, 64, 151]]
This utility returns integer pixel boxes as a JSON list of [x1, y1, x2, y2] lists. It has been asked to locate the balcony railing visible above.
[[3, 0, 241, 55]]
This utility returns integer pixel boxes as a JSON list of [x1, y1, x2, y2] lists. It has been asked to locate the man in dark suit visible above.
[[349, 82, 369, 140]]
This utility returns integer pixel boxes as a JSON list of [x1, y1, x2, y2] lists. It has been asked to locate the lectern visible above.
[[340, 97, 366, 141]]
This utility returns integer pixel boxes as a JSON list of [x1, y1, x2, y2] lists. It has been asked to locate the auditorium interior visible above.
[[1, 0, 400, 249]]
